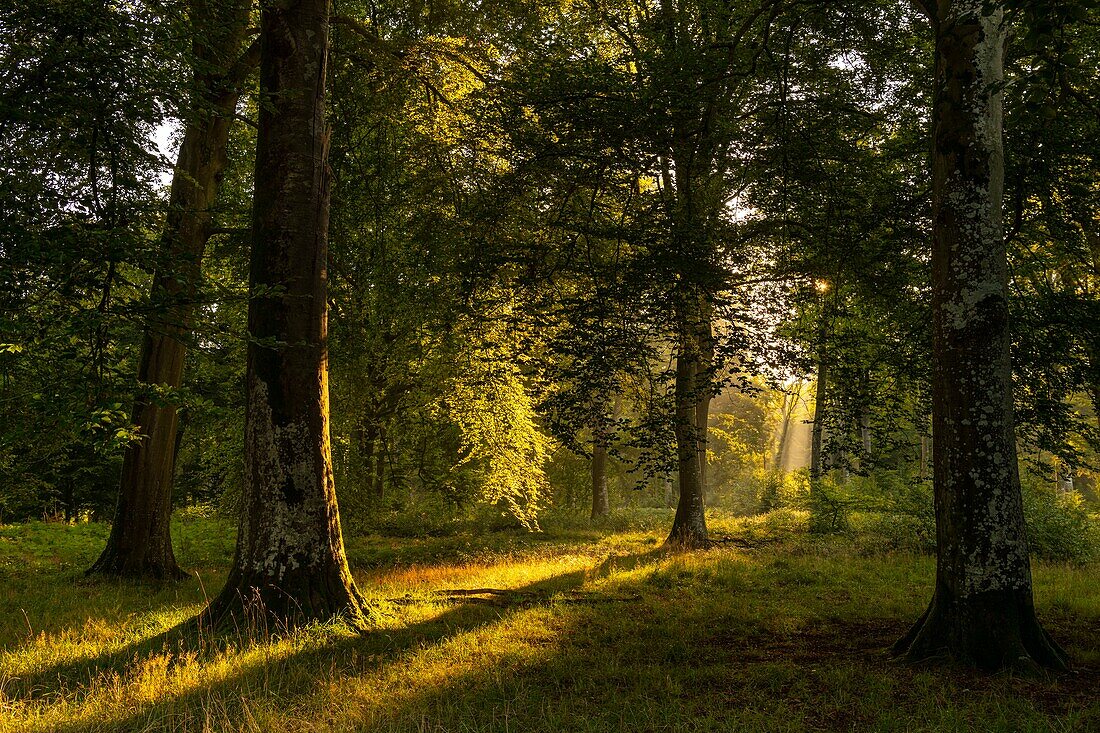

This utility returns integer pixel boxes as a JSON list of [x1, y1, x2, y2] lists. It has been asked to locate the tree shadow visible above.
[[590, 547, 671, 578], [11, 544, 1098, 733], [5, 561, 607, 727]]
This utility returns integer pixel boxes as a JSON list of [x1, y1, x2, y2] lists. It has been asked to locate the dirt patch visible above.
[[709, 617, 906, 665], [708, 616, 1099, 717]]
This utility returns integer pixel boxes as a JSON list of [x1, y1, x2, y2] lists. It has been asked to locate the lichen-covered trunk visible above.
[[89, 1, 254, 581], [893, 1, 1065, 671], [590, 435, 610, 519], [667, 287, 708, 548], [204, 0, 365, 626]]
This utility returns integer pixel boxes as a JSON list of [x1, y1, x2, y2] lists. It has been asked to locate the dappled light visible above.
[[2, 0, 1099, 728], [2, 516, 1099, 731]]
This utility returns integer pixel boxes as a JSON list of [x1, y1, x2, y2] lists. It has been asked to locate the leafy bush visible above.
[[1022, 484, 1100, 564], [807, 476, 853, 534]]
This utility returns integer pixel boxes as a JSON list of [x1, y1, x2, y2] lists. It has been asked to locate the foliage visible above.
[[1022, 482, 1100, 564]]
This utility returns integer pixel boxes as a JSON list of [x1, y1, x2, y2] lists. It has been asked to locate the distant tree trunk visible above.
[[696, 299, 714, 501], [354, 415, 382, 499], [919, 434, 931, 481], [810, 351, 828, 482], [373, 424, 386, 499], [88, 1, 256, 581], [892, 2, 1065, 671], [1056, 460, 1074, 495], [772, 389, 800, 471], [1085, 342, 1100, 433], [590, 431, 610, 519], [663, 473, 676, 508], [1077, 228, 1100, 432], [667, 287, 708, 548], [204, 0, 365, 626], [860, 407, 872, 456], [62, 475, 75, 523]]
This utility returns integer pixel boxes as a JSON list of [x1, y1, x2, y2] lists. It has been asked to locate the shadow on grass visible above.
[[6, 561, 609, 731], [11, 544, 1099, 733], [590, 547, 670, 577], [31, 558, 1085, 733]]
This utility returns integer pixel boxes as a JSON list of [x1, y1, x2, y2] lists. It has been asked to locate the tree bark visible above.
[[590, 430, 610, 519], [772, 390, 797, 471], [892, 1, 1065, 672], [88, 0, 256, 581], [203, 0, 365, 626], [809, 346, 828, 482], [667, 286, 708, 548], [696, 298, 714, 502], [920, 433, 931, 481], [859, 407, 872, 457]]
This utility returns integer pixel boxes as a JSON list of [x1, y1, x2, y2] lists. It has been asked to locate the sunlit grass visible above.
[[1, 511, 1098, 732]]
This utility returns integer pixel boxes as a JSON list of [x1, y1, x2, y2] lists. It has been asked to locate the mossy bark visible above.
[[89, 0, 256, 581], [893, 0, 1065, 672], [204, 0, 365, 627]]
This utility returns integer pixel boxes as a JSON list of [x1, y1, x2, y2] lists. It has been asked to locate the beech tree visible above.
[[88, 0, 258, 581], [591, 424, 611, 519], [891, 0, 1066, 671], [204, 0, 365, 624]]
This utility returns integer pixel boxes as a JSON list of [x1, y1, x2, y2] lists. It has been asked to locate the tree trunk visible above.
[[372, 424, 386, 499], [663, 474, 676, 508], [667, 287, 708, 548], [810, 350, 828, 482], [920, 433, 931, 481], [860, 407, 872, 456], [892, 2, 1065, 672], [1057, 461, 1074, 495], [89, 1, 256, 581], [590, 432, 610, 519], [696, 299, 714, 502], [203, 0, 365, 627], [773, 393, 790, 469]]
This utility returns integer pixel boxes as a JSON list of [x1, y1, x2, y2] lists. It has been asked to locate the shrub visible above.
[[1022, 484, 1100, 564]]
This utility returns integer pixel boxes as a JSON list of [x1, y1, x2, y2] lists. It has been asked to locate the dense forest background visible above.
[[3, 0, 1097, 547]]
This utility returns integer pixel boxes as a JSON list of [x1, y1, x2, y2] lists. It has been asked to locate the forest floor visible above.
[[0, 509, 1098, 732]]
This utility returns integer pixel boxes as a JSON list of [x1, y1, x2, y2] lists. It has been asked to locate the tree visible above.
[[591, 418, 612, 518], [0, 0, 174, 522], [891, 0, 1066, 671], [204, 0, 365, 624], [495, 0, 782, 548], [88, 0, 258, 581]]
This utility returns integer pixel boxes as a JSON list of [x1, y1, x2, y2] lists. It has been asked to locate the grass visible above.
[[1, 509, 1098, 732]]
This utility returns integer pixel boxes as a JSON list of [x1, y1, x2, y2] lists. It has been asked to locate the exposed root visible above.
[[85, 555, 190, 582], [892, 594, 1069, 674]]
